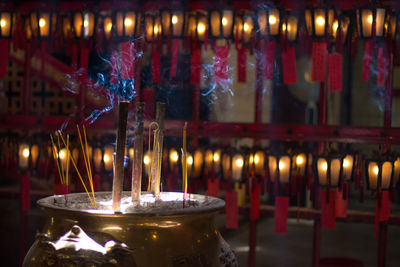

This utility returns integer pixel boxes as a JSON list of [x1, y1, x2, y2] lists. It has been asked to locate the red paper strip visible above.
[[0, 40, 9, 77], [151, 50, 161, 83], [207, 178, 220, 198], [191, 49, 201, 85], [214, 46, 229, 84], [250, 184, 260, 220], [362, 41, 373, 81], [311, 42, 327, 82], [265, 41, 275, 80], [110, 51, 119, 85], [281, 47, 297, 84], [80, 48, 90, 76], [170, 39, 179, 77], [237, 48, 246, 83], [120, 41, 135, 79], [274, 196, 289, 234], [321, 189, 336, 229], [225, 191, 239, 229], [20, 175, 30, 211], [377, 47, 385, 86], [335, 187, 347, 218], [328, 54, 343, 91], [379, 191, 391, 221], [55, 184, 69, 195]]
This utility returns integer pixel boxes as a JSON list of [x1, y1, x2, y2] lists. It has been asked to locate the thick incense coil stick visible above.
[[150, 102, 165, 197], [131, 102, 145, 202], [112, 101, 129, 211]]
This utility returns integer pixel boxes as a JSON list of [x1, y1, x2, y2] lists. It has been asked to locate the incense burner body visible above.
[[23, 192, 237, 267]]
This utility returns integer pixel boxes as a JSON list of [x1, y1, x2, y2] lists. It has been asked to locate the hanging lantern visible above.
[[103, 144, 114, 173], [18, 143, 31, 171], [357, 7, 387, 39], [393, 157, 400, 187], [389, 11, 399, 39], [342, 153, 356, 181], [145, 13, 161, 42], [191, 148, 204, 179], [92, 146, 103, 173], [161, 9, 185, 38], [169, 148, 180, 170], [234, 12, 254, 42], [62, 14, 72, 39], [249, 150, 265, 176], [294, 152, 308, 178], [186, 152, 194, 178], [209, 8, 234, 39], [281, 12, 299, 42], [186, 11, 207, 42], [30, 11, 55, 39], [204, 148, 222, 176], [103, 16, 113, 40], [315, 155, 343, 188], [72, 11, 96, 39], [0, 11, 13, 38], [330, 11, 351, 42], [232, 152, 245, 182], [267, 154, 293, 186], [113, 9, 140, 41], [305, 7, 334, 38], [366, 159, 394, 191], [255, 7, 280, 38]]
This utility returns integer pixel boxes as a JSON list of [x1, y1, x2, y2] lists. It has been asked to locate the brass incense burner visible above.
[[23, 192, 237, 267]]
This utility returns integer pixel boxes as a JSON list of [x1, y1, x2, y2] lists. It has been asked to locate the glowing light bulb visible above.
[[235, 158, 244, 168], [39, 18, 46, 28], [254, 155, 260, 164], [154, 25, 159, 34], [124, 18, 132, 27], [269, 15, 277, 25], [144, 155, 150, 165], [84, 20, 88, 27], [322, 162, 328, 171], [279, 161, 285, 170], [187, 156, 193, 165], [22, 148, 30, 158], [213, 153, 220, 162], [333, 21, 339, 32], [59, 150, 66, 160], [103, 154, 110, 163], [106, 23, 112, 32], [368, 15, 373, 24], [343, 159, 349, 168], [197, 23, 205, 33], [316, 16, 325, 26], [171, 151, 179, 162], [222, 17, 228, 26], [0, 19, 6, 27], [296, 156, 304, 165], [373, 166, 379, 175], [243, 23, 249, 32], [282, 24, 286, 31], [172, 15, 178, 25]]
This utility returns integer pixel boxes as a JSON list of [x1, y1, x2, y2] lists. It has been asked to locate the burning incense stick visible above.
[[131, 102, 145, 203], [147, 122, 159, 191], [182, 122, 188, 198], [112, 101, 129, 211], [150, 102, 165, 197]]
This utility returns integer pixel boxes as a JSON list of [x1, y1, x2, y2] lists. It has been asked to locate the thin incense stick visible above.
[[83, 126, 95, 204], [182, 122, 188, 197], [112, 101, 129, 211], [150, 102, 165, 197], [132, 102, 145, 202], [56, 134, 65, 184], [50, 134, 64, 185]]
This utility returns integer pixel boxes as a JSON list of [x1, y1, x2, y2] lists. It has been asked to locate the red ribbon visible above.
[[0, 40, 9, 78], [265, 41, 275, 80], [120, 41, 135, 80], [362, 41, 373, 81], [110, 50, 119, 85], [250, 183, 260, 220], [328, 54, 343, 91], [321, 189, 336, 229], [214, 46, 229, 84], [237, 47, 246, 83], [274, 196, 289, 234], [335, 186, 347, 218], [151, 49, 161, 83], [191, 49, 201, 85], [377, 47, 386, 86], [374, 191, 391, 238], [207, 178, 220, 198], [170, 39, 179, 77], [281, 47, 297, 84], [311, 42, 327, 82], [20, 175, 30, 211], [225, 190, 239, 229]]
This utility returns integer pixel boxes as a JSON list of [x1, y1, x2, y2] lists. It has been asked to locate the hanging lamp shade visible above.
[[0, 11, 13, 38], [191, 148, 204, 179], [281, 12, 299, 42], [161, 9, 185, 38], [103, 16, 113, 40], [357, 6, 387, 39], [145, 13, 161, 42], [209, 8, 234, 39], [315, 155, 343, 188], [18, 142, 31, 171], [305, 7, 334, 38], [342, 154, 355, 181], [255, 7, 280, 38], [103, 144, 114, 173], [366, 159, 394, 191], [235, 12, 254, 42], [73, 11, 96, 39], [114, 9, 141, 40], [30, 11, 56, 39]]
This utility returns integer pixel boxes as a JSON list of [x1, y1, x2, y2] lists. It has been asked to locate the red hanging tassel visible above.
[[237, 47, 246, 83], [374, 191, 391, 238], [225, 190, 238, 229], [311, 42, 327, 82], [250, 183, 260, 220], [335, 185, 347, 218], [214, 45, 229, 84], [20, 175, 30, 211], [321, 189, 336, 229], [328, 53, 343, 91], [281, 47, 297, 84], [274, 196, 289, 234], [151, 48, 161, 84], [362, 41, 373, 81], [120, 41, 135, 79], [170, 39, 179, 77], [377, 47, 386, 86], [191, 49, 201, 85], [110, 50, 119, 85], [0, 40, 9, 77], [207, 178, 220, 198], [265, 41, 275, 80]]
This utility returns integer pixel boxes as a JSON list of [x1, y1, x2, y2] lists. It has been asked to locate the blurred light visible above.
[[222, 17, 228, 26], [343, 159, 349, 167], [333, 20, 339, 32], [213, 153, 220, 162], [197, 22, 205, 33], [254, 155, 260, 164], [296, 155, 304, 165], [322, 162, 328, 171], [172, 15, 178, 24], [368, 15, 373, 24], [22, 148, 30, 158], [373, 166, 379, 175], [0, 19, 6, 27], [187, 156, 193, 165], [103, 154, 110, 163], [59, 150, 66, 160], [170, 151, 179, 162], [279, 161, 285, 170], [144, 155, 150, 165], [39, 18, 46, 28], [244, 23, 249, 31], [124, 18, 132, 27], [316, 16, 325, 26], [235, 158, 244, 167], [269, 15, 277, 25]]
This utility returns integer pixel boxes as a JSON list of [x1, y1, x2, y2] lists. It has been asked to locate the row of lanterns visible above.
[[0, 5, 399, 44], [15, 140, 400, 193]]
